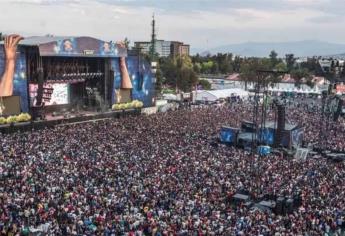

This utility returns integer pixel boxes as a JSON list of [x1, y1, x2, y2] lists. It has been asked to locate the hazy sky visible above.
[[0, 0, 344, 49]]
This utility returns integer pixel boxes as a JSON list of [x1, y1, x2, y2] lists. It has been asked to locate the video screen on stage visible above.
[[292, 128, 304, 148], [258, 128, 275, 145], [29, 83, 69, 106], [220, 126, 238, 144]]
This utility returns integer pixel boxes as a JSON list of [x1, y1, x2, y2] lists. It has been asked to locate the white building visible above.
[[134, 40, 171, 57]]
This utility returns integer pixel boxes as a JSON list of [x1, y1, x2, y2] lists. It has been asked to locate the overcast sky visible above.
[[0, 0, 344, 49]]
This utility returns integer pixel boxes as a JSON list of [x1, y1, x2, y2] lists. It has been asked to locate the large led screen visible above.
[[29, 83, 69, 106]]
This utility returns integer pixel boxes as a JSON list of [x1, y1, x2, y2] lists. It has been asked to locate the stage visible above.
[[0, 108, 141, 133]]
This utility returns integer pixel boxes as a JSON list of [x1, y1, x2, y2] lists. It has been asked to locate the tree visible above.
[[198, 79, 211, 90], [201, 61, 214, 74], [193, 62, 202, 74], [160, 55, 198, 92], [275, 62, 287, 72], [177, 67, 198, 92], [155, 67, 163, 93], [269, 50, 279, 68], [291, 68, 312, 88], [123, 37, 130, 49], [192, 53, 202, 64], [285, 54, 296, 72], [240, 59, 259, 90], [300, 58, 323, 77], [341, 64, 345, 79], [232, 56, 243, 72], [211, 61, 219, 74], [240, 58, 282, 90], [213, 53, 233, 74], [0, 33, 3, 41], [161, 57, 178, 87]]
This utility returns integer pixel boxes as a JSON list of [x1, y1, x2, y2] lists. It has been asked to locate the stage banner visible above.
[[0, 37, 29, 113], [39, 37, 127, 58]]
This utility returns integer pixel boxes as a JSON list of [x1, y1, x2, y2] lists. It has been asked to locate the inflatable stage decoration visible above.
[[0, 34, 23, 115], [114, 41, 133, 104], [0, 34, 23, 97]]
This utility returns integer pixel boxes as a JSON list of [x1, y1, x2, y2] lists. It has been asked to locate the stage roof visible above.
[[19, 36, 74, 46], [2, 36, 127, 58]]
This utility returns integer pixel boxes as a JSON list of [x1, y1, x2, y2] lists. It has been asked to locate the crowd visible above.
[[0, 98, 344, 235]]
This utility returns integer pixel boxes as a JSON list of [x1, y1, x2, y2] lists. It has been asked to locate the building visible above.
[[180, 44, 190, 56], [156, 40, 172, 57], [134, 40, 171, 57], [134, 40, 190, 57], [170, 41, 190, 57], [133, 41, 151, 55]]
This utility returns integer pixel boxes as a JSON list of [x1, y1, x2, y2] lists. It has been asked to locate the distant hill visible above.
[[329, 53, 345, 59], [192, 40, 345, 57]]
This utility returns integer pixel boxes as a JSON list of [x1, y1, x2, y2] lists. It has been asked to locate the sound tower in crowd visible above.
[[274, 100, 286, 147], [251, 69, 287, 153], [36, 68, 44, 107]]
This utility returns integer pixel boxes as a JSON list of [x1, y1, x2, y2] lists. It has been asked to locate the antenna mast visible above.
[[150, 13, 157, 60]]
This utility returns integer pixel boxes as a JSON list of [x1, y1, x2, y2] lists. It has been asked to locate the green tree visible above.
[[299, 58, 324, 77], [193, 62, 202, 74], [285, 54, 295, 72], [240, 59, 259, 90], [160, 55, 198, 92], [275, 62, 287, 72], [201, 61, 214, 74], [291, 68, 312, 88], [213, 53, 233, 74], [211, 61, 219, 74], [161, 57, 178, 87], [198, 79, 211, 90], [123, 37, 130, 49], [341, 64, 345, 78], [269, 50, 279, 68], [240, 58, 282, 89], [155, 67, 163, 93], [232, 56, 243, 72], [177, 67, 198, 92]]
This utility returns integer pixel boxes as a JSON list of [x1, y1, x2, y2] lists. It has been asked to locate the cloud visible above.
[[11, 0, 81, 5], [0, 0, 344, 49]]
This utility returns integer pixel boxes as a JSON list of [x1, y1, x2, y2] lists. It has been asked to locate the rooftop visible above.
[[18, 36, 74, 46]]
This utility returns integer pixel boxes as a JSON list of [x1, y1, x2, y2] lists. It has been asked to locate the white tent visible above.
[[163, 93, 178, 101], [196, 89, 249, 102]]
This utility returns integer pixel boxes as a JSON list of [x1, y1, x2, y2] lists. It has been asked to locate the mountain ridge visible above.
[[191, 40, 345, 57]]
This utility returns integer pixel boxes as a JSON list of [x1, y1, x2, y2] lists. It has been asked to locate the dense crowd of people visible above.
[[0, 98, 344, 235]]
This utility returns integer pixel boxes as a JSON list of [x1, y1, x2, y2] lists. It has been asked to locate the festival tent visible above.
[[163, 94, 178, 101], [196, 89, 249, 102]]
